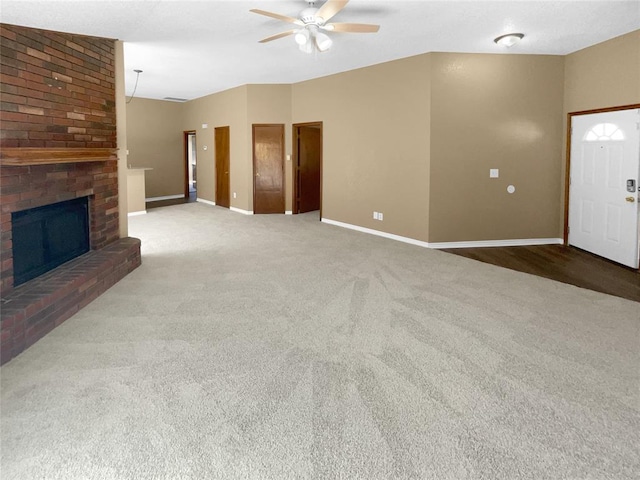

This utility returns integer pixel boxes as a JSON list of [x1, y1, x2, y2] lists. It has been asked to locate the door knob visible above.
[[256, 173, 260, 177], [625, 196, 636, 203]]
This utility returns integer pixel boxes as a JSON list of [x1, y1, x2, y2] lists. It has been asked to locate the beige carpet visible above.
[[1, 203, 639, 479]]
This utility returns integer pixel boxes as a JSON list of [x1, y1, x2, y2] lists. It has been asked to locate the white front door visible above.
[[569, 108, 640, 268]]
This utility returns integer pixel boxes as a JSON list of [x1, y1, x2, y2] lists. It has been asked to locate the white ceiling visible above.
[[2, 0, 639, 101]]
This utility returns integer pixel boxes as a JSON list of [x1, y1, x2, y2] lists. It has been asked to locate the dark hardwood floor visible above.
[[442, 245, 640, 303], [146, 191, 196, 210]]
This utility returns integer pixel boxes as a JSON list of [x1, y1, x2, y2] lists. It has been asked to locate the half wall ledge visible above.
[[0, 237, 141, 365]]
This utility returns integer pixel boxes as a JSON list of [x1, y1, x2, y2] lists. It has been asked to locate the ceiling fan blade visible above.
[[315, 0, 349, 23], [258, 30, 297, 43], [325, 22, 380, 33], [250, 9, 303, 25]]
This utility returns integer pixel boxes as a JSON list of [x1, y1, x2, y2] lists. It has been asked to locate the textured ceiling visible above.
[[2, 0, 639, 101]]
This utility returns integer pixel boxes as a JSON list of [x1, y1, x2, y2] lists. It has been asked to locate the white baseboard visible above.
[[230, 206, 253, 215], [321, 218, 563, 250], [429, 238, 564, 249], [145, 194, 184, 202], [285, 211, 293, 215], [127, 210, 147, 217], [321, 218, 431, 248], [196, 200, 251, 214]]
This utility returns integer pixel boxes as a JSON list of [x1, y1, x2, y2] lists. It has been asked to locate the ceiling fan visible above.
[[250, 0, 380, 53]]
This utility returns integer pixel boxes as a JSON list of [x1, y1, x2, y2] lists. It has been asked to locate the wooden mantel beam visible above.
[[0, 148, 118, 166]]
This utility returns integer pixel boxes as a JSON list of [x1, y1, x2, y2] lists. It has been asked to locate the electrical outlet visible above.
[[233, 192, 237, 199], [490, 168, 499, 178], [373, 211, 378, 220], [378, 212, 383, 221]]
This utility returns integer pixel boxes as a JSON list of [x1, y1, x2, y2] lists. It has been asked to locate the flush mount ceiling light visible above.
[[494, 33, 524, 47]]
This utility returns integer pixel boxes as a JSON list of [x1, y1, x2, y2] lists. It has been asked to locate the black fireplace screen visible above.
[[12, 197, 90, 286]]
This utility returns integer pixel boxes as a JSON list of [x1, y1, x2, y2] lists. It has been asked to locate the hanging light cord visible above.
[[126, 69, 143, 104]]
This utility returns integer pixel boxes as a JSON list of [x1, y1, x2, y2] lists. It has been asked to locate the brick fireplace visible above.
[[1, 158, 122, 292], [0, 24, 141, 364]]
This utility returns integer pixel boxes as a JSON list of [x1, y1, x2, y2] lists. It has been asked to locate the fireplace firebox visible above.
[[12, 197, 90, 286]]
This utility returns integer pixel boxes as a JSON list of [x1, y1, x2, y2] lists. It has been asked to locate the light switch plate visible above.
[[490, 169, 499, 178]]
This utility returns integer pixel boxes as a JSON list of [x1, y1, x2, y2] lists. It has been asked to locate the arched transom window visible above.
[[583, 122, 625, 141]]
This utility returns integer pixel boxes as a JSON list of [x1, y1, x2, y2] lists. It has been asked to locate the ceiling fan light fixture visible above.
[[299, 39, 314, 54], [294, 28, 310, 46], [251, 1, 380, 53], [315, 32, 333, 52], [494, 33, 524, 47]]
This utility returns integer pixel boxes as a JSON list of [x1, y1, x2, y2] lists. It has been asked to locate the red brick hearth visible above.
[[0, 24, 142, 364], [0, 159, 142, 365], [0, 238, 140, 365]]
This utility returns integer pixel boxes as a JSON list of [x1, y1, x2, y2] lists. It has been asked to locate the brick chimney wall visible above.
[[0, 24, 142, 365], [0, 23, 116, 149]]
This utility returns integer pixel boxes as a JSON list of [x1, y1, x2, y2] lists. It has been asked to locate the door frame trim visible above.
[[563, 103, 640, 243], [183, 130, 196, 199], [252, 123, 285, 214], [292, 121, 323, 217]]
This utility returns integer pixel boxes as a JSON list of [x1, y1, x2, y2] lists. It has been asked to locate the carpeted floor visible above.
[[1, 203, 639, 479]]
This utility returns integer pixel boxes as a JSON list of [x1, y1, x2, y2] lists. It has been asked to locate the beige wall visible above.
[[181, 84, 293, 212], [126, 98, 185, 199], [126, 31, 639, 245], [126, 169, 147, 214], [429, 53, 565, 242], [183, 86, 249, 209], [115, 41, 128, 237], [564, 30, 640, 114], [293, 54, 432, 241]]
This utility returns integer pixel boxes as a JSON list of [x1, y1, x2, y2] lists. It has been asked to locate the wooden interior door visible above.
[[253, 124, 284, 214], [215, 126, 230, 208], [294, 123, 322, 214]]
